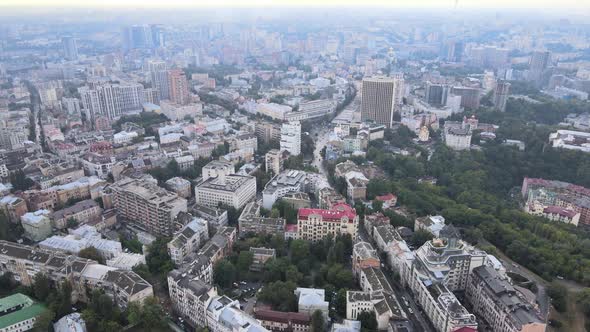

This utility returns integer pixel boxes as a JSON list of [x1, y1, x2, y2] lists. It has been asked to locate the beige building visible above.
[[296, 203, 358, 242], [110, 177, 187, 237]]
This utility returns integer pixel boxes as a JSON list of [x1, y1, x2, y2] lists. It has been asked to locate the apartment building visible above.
[[296, 203, 358, 242], [51, 199, 102, 229], [466, 265, 546, 332], [238, 201, 286, 238], [254, 310, 310, 332], [168, 215, 209, 266], [0, 240, 152, 308], [352, 242, 380, 278], [280, 121, 302, 156], [110, 176, 188, 237]]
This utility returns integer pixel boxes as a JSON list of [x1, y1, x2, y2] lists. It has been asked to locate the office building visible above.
[[297, 203, 358, 242], [360, 76, 403, 127], [110, 177, 188, 237], [168, 69, 190, 105], [425, 82, 451, 106], [194, 173, 256, 210], [467, 266, 546, 332], [493, 81, 511, 112], [62, 36, 79, 61], [280, 121, 302, 156], [262, 170, 311, 210], [79, 83, 145, 121]]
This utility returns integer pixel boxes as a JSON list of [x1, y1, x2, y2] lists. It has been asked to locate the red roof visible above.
[[285, 224, 298, 232], [453, 328, 477, 332], [298, 203, 356, 222], [376, 193, 397, 201], [543, 205, 578, 218]]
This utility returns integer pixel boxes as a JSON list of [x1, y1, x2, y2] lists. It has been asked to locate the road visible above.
[[357, 225, 434, 332]]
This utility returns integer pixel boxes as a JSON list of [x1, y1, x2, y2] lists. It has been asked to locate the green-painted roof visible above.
[[0, 293, 33, 312], [0, 303, 47, 328]]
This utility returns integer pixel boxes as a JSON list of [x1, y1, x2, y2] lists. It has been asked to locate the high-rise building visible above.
[[79, 83, 145, 121], [62, 36, 78, 60], [529, 50, 551, 73], [147, 61, 169, 101], [528, 50, 551, 82], [360, 76, 403, 127], [280, 121, 301, 156], [149, 24, 165, 48], [443, 40, 464, 62], [110, 176, 187, 237], [425, 81, 451, 106], [493, 81, 511, 112], [122, 25, 152, 50], [451, 86, 481, 109], [168, 69, 190, 105]]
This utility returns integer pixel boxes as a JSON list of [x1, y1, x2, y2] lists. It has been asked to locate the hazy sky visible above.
[[1, 0, 589, 9]]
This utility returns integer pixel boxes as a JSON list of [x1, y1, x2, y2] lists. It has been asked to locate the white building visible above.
[[168, 216, 209, 266], [194, 174, 256, 210], [295, 288, 329, 320], [113, 131, 138, 144], [262, 170, 310, 210], [53, 313, 87, 332], [106, 253, 146, 270], [280, 121, 301, 156], [21, 210, 52, 242]]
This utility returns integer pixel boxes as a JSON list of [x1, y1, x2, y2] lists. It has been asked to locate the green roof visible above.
[[0, 293, 33, 312], [0, 303, 47, 329]]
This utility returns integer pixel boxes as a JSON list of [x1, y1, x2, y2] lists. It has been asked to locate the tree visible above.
[[146, 238, 174, 276], [358, 310, 378, 331], [214, 260, 237, 288], [10, 170, 35, 192], [310, 310, 325, 332], [127, 297, 168, 331], [33, 309, 55, 332], [547, 282, 567, 312], [410, 229, 434, 248], [78, 247, 103, 264], [290, 240, 310, 262], [66, 217, 78, 229], [237, 251, 254, 273], [258, 281, 298, 312], [33, 274, 51, 301], [335, 288, 348, 317]]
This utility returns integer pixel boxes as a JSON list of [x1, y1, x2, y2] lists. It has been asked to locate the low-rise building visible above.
[[21, 209, 52, 242], [254, 309, 310, 332], [414, 215, 446, 237], [192, 204, 228, 231], [166, 177, 192, 199], [249, 247, 275, 272], [53, 312, 87, 332], [106, 253, 146, 271], [0, 293, 48, 332], [352, 242, 380, 278], [238, 201, 286, 238], [51, 199, 102, 229], [295, 288, 329, 320]]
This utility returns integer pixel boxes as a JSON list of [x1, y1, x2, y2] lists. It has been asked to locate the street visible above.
[[357, 224, 434, 332]]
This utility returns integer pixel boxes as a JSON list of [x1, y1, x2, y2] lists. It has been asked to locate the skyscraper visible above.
[[62, 36, 78, 61], [280, 121, 301, 156], [360, 76, 403, 127], [168, 69, 190, 105], [147, 60, 169, 100], [493, 81, 511, 112]]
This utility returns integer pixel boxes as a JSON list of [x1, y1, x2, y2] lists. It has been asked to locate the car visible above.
[[408, 308, 414, 315], [557, 276, 564, 280], [240, 281, 247, 285]]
